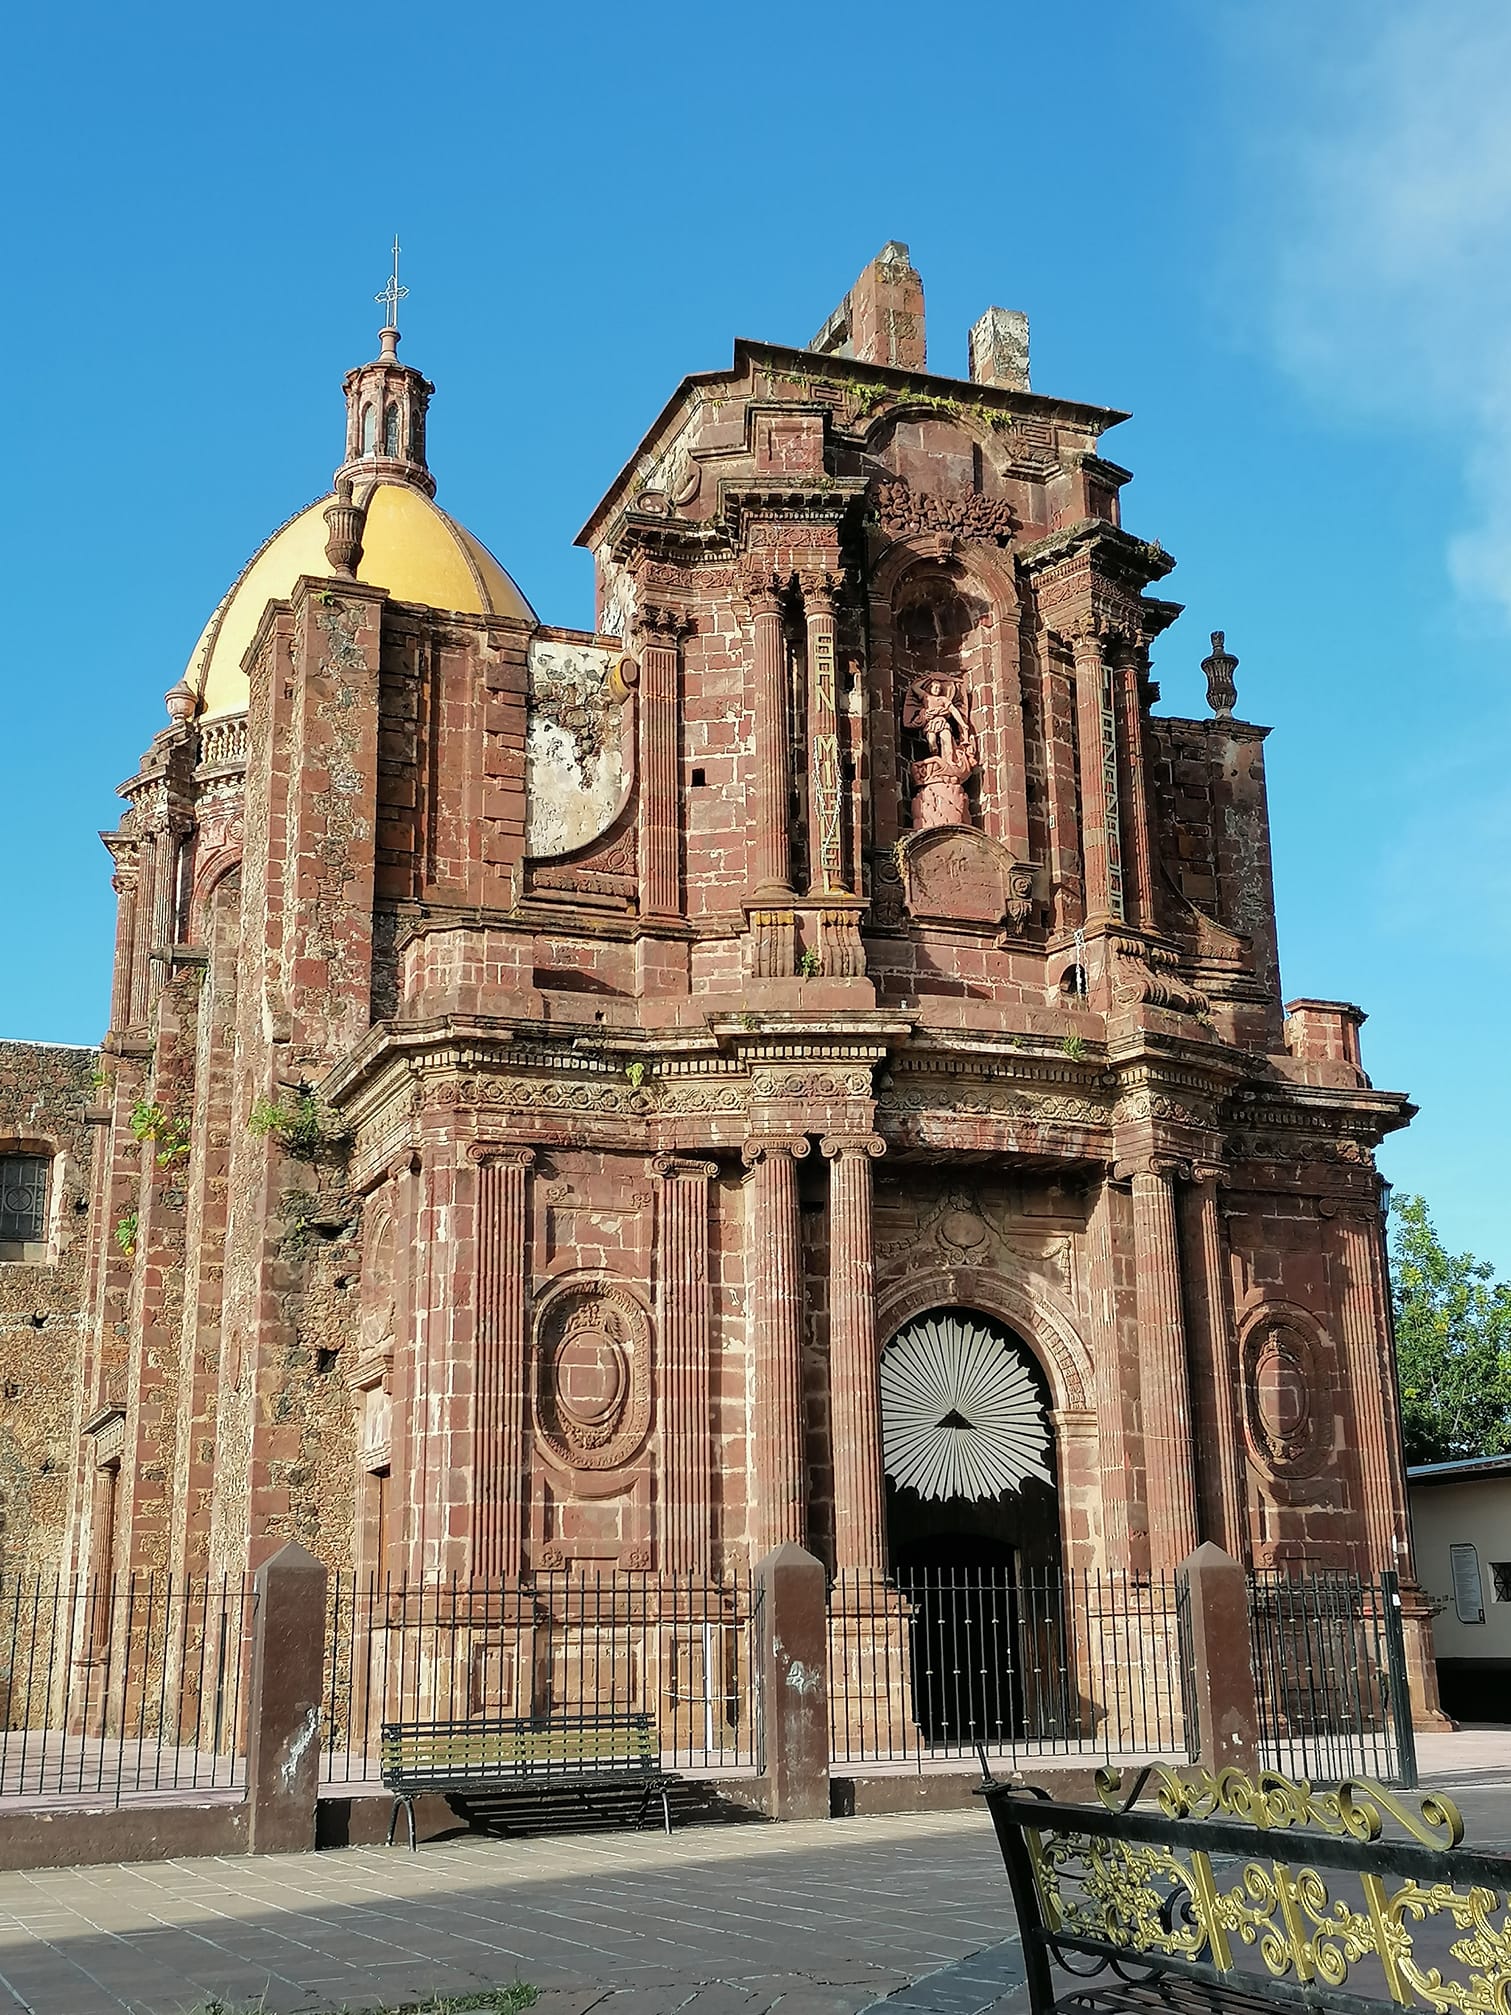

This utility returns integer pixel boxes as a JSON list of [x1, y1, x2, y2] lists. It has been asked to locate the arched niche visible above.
[[867, 544, 1029, 863]]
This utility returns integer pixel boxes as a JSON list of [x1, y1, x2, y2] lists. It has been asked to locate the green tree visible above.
[[1390, 1193, 1511, 1466]]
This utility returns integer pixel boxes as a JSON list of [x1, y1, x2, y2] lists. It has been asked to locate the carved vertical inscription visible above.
[[805, 583, 846, 892]]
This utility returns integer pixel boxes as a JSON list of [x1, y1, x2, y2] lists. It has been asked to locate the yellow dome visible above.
[[187, 482, 536, 719]]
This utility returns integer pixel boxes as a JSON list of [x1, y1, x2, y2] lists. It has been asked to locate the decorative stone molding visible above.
[[531, 1273, 653, 1475], [1110, 936, 1211, 1016], [1239, 1305, 1332, 1477], [874, 1265, 1092, 1415], [896, 826, 1038, 932], [873, 475, 1017, 546]]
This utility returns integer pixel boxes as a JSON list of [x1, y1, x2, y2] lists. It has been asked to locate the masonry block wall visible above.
[[0, 1043, 97, 1575], [6, 245, 1434, 1710]]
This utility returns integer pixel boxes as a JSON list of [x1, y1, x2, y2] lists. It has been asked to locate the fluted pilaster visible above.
[[1130, 1161, 1199, 1570], [472, 1147, 534, 1579], [651, 1155, 717, 1574], [745, 1140, 809, 1556], [634, 605, 687, 921], [822, 1136, 886, 1577], [1328, 1202, 1411, 1576], [1190, 1165, 1247, 1560]]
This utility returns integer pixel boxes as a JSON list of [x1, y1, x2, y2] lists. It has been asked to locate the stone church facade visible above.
[[0, 246, 1437, 1703]]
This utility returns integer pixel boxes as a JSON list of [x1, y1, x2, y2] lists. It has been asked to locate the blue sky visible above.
[[4, 1, 1508, 1272]]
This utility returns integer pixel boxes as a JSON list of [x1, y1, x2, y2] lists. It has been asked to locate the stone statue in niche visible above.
[[896, 588, 981, 830], [902, 675, 978, 827]]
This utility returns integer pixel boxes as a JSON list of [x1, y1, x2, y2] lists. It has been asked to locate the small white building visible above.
[[1408, 1454, 1511, 1722]]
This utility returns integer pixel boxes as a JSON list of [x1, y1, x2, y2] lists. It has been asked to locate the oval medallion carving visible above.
[[532, 1276, 652, 1472], [1242, 1314, 1327, 1475]]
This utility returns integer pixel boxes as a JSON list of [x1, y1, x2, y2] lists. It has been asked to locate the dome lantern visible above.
[[336, 323, 436, 501]]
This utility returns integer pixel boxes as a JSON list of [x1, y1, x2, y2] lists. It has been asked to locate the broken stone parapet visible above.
[[968, 306, 1030, 391]]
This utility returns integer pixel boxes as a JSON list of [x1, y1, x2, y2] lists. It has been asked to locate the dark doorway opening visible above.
[[882, 1310, 1063, 1749]]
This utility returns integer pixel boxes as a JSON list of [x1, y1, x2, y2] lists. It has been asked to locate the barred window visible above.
[[0, 1155, 49, 1255]]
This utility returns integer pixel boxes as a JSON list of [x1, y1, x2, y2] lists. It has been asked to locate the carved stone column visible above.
[[821, 1136, 886, 1578], [1086, 1179, 1132, 1569], [650, 1155, 717, 1575], [130, 830, 157, 1020], [1189, 1164, 1248, 1560], [802, 574, 847, 894], [746, 571, 792, 897], [105, 842, 141, 1032], [1069, 625, 1124, 925], [1129, 1159, 1199, 1571], [634, 605, 687, 921], [1326, 1200, 1410, 1576], [471, 1146, 534, 1580], [744, 1140, 809, 1557], [1115, 644, 1157, 931]]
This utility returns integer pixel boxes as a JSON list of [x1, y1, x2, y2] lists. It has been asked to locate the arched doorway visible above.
[[880, 1308, 1062, 1745]]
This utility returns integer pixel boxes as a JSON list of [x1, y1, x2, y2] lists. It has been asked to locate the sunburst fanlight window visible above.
[[880, 1311, 1052, 1503]]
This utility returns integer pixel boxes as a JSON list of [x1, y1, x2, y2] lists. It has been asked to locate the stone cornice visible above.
[[1016, 516, 1176, 588]]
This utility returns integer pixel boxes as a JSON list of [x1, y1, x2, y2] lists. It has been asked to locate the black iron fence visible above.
[[0, 1573, 254, 1806], [323, 1571, 756, 1785], [829, 1566, 1190, 1768], [1248, 1568, 1417, 1787], [0, 1560, 1420, 1811]]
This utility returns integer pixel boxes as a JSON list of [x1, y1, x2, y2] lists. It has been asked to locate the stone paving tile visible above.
[[860, 1938, 1027, 2015], [0, 1811, 1010, 2015]]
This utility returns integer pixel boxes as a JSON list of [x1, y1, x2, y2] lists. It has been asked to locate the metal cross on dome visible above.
[[375, 235, 408, 331]]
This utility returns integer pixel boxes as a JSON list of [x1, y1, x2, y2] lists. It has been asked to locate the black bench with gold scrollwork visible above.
[[978, 1760, 1511, 2012]]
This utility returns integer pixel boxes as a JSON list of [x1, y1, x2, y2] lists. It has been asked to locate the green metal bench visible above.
[[382, 1711, 673, 1849], [978, 1757, 1511, 2012]]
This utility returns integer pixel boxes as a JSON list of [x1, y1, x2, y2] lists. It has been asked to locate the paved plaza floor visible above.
[[0, 1809, 1019, 2015], [0, 1733, 1504, 2015]]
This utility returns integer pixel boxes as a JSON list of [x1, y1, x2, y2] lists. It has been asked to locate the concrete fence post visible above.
[[753, 1543, 829, 1821], [246, 1541, 327, 1854], [1180, 1541, 1259, 1774]]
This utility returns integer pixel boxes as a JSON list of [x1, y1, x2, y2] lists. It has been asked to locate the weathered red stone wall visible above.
[[0, 1041, 97, 1575]]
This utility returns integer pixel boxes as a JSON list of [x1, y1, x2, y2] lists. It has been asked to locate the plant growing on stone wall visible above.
[[624, 1062, 646, 1089], [798, 949, 822, 978], [1060, 1035, 1088, 1063], [113, 1210, 138, 1259], [129, 1098, 191, 1166], [248, 1083, 348, 1162]]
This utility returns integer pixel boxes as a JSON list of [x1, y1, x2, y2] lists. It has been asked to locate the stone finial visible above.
[[164, 680, 197, 725], [968, 307, 1030, 392], [324, 477, 366, 578], [1202, 630, 1239, 718]]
